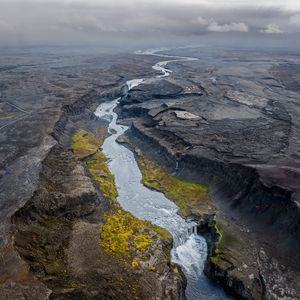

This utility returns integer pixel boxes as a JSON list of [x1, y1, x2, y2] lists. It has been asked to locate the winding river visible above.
[[95, 50, 232, 300]]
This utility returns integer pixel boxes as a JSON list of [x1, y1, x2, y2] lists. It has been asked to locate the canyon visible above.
[[0, 46, 299, 299]]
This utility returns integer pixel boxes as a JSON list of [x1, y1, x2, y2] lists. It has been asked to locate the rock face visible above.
[[122, 79, 183, 105], [13, 146, 99, 220], [120, 47, 300, 299], [12, 144, 185, 299]]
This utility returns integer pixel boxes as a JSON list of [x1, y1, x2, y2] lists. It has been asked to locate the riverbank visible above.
[[94, 93, 233, 300], [118, 47, 300, 299], [122, 130, 259, 299], [12, 122, 185, 299], [0, 49, 186, 299]]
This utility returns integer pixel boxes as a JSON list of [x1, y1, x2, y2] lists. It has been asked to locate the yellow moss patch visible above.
[[137, 155, 209, 216], [134, 234, 153, 252], [172, 265, 179, 273], [99, 209, 170, 263], [131, 260, 139, 268], [99, 210, 153, 257], [85, 152, 118, 203], [71, 130, 173, 274], [72, 127, 117, 202], [72, 128, 105, 159]]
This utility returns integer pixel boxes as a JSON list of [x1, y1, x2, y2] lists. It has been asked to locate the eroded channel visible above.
[[95, 51, 232, 300]]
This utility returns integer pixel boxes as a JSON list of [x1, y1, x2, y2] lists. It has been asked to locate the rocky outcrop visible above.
[[0, 49, 187, 299], [120, 79, 183, 105], [128, 115, 300, 299], [10, 87, 186, 299], [11, 129, 186, 300], [119, 47, 300, 299]]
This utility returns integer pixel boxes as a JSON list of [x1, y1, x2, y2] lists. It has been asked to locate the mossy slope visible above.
[[72, 127, 117, 203], [72, 128, 105, 159], [84, 152, 118, 203], [136, 151, 260, 298], [72, 128, 176, 289], [137, 155, 211, 216], [100, 209, 171, 266]]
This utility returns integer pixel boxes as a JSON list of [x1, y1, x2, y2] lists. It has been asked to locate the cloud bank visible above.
[[0, 0, 299, 46]]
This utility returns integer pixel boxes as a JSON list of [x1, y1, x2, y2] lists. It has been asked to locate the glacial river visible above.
[[95, 50, 232, 300]]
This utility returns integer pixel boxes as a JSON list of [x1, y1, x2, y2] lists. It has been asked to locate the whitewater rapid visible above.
[[95, 50, 232, 300]]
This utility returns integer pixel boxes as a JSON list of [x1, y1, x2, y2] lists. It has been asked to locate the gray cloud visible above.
[[260, 24, 284, 34], [0, 0, 299, 47], [194, 18, 249, 32], [207, 21, 249, 32], [290, 15, 300, 26]]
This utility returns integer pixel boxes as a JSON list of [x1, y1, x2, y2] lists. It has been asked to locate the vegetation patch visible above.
[[71, 127, 117, 202], [137, 155, 210, 216], [99, 209, 171, 263], [72, 128, 105, 159], [85, 152, 118, 203], [72, 128, 173, 276], [208, 218, 250, 274], [135, 153, 252, 278]]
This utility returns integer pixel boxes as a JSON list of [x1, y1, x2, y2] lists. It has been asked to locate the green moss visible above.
[[131, 260, 139, 268], [210, 225, 258, 283], [99, 209, 170, 264], [72, 129, 173, 274], [100, 209, 153, 257], [148, 224, 171, 240], [215, 222, 223, 236], [72, 127, 118, 203], [214, 220, 236, 249], [72, 128, 105, 159], [38, 215, 70, 229], [134, 234, 153, 252], [210, 255, 227, 267], [137, 155, 209, 216], [209, 219, 242, 270], [85, 152, 118, 203]]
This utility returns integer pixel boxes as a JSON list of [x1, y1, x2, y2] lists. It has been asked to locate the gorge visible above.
[[0, 45, 299, 300], [93, 50, 232, 299]]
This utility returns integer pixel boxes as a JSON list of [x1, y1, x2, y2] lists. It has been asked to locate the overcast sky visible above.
[[0, 0, 300, 47]]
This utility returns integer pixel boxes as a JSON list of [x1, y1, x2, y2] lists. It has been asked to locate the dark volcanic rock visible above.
[[121, 47, 300, 299], [121, 79, 183, 105], [13, 146, 99, 221], [12, 144, 185, 300], [0, 49, 184, 299]]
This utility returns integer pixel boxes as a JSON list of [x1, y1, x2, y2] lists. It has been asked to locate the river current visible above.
[[94, 50, 232, 300]]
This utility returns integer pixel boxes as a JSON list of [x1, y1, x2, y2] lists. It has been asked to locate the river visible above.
[[94, 50, 232, 300]]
